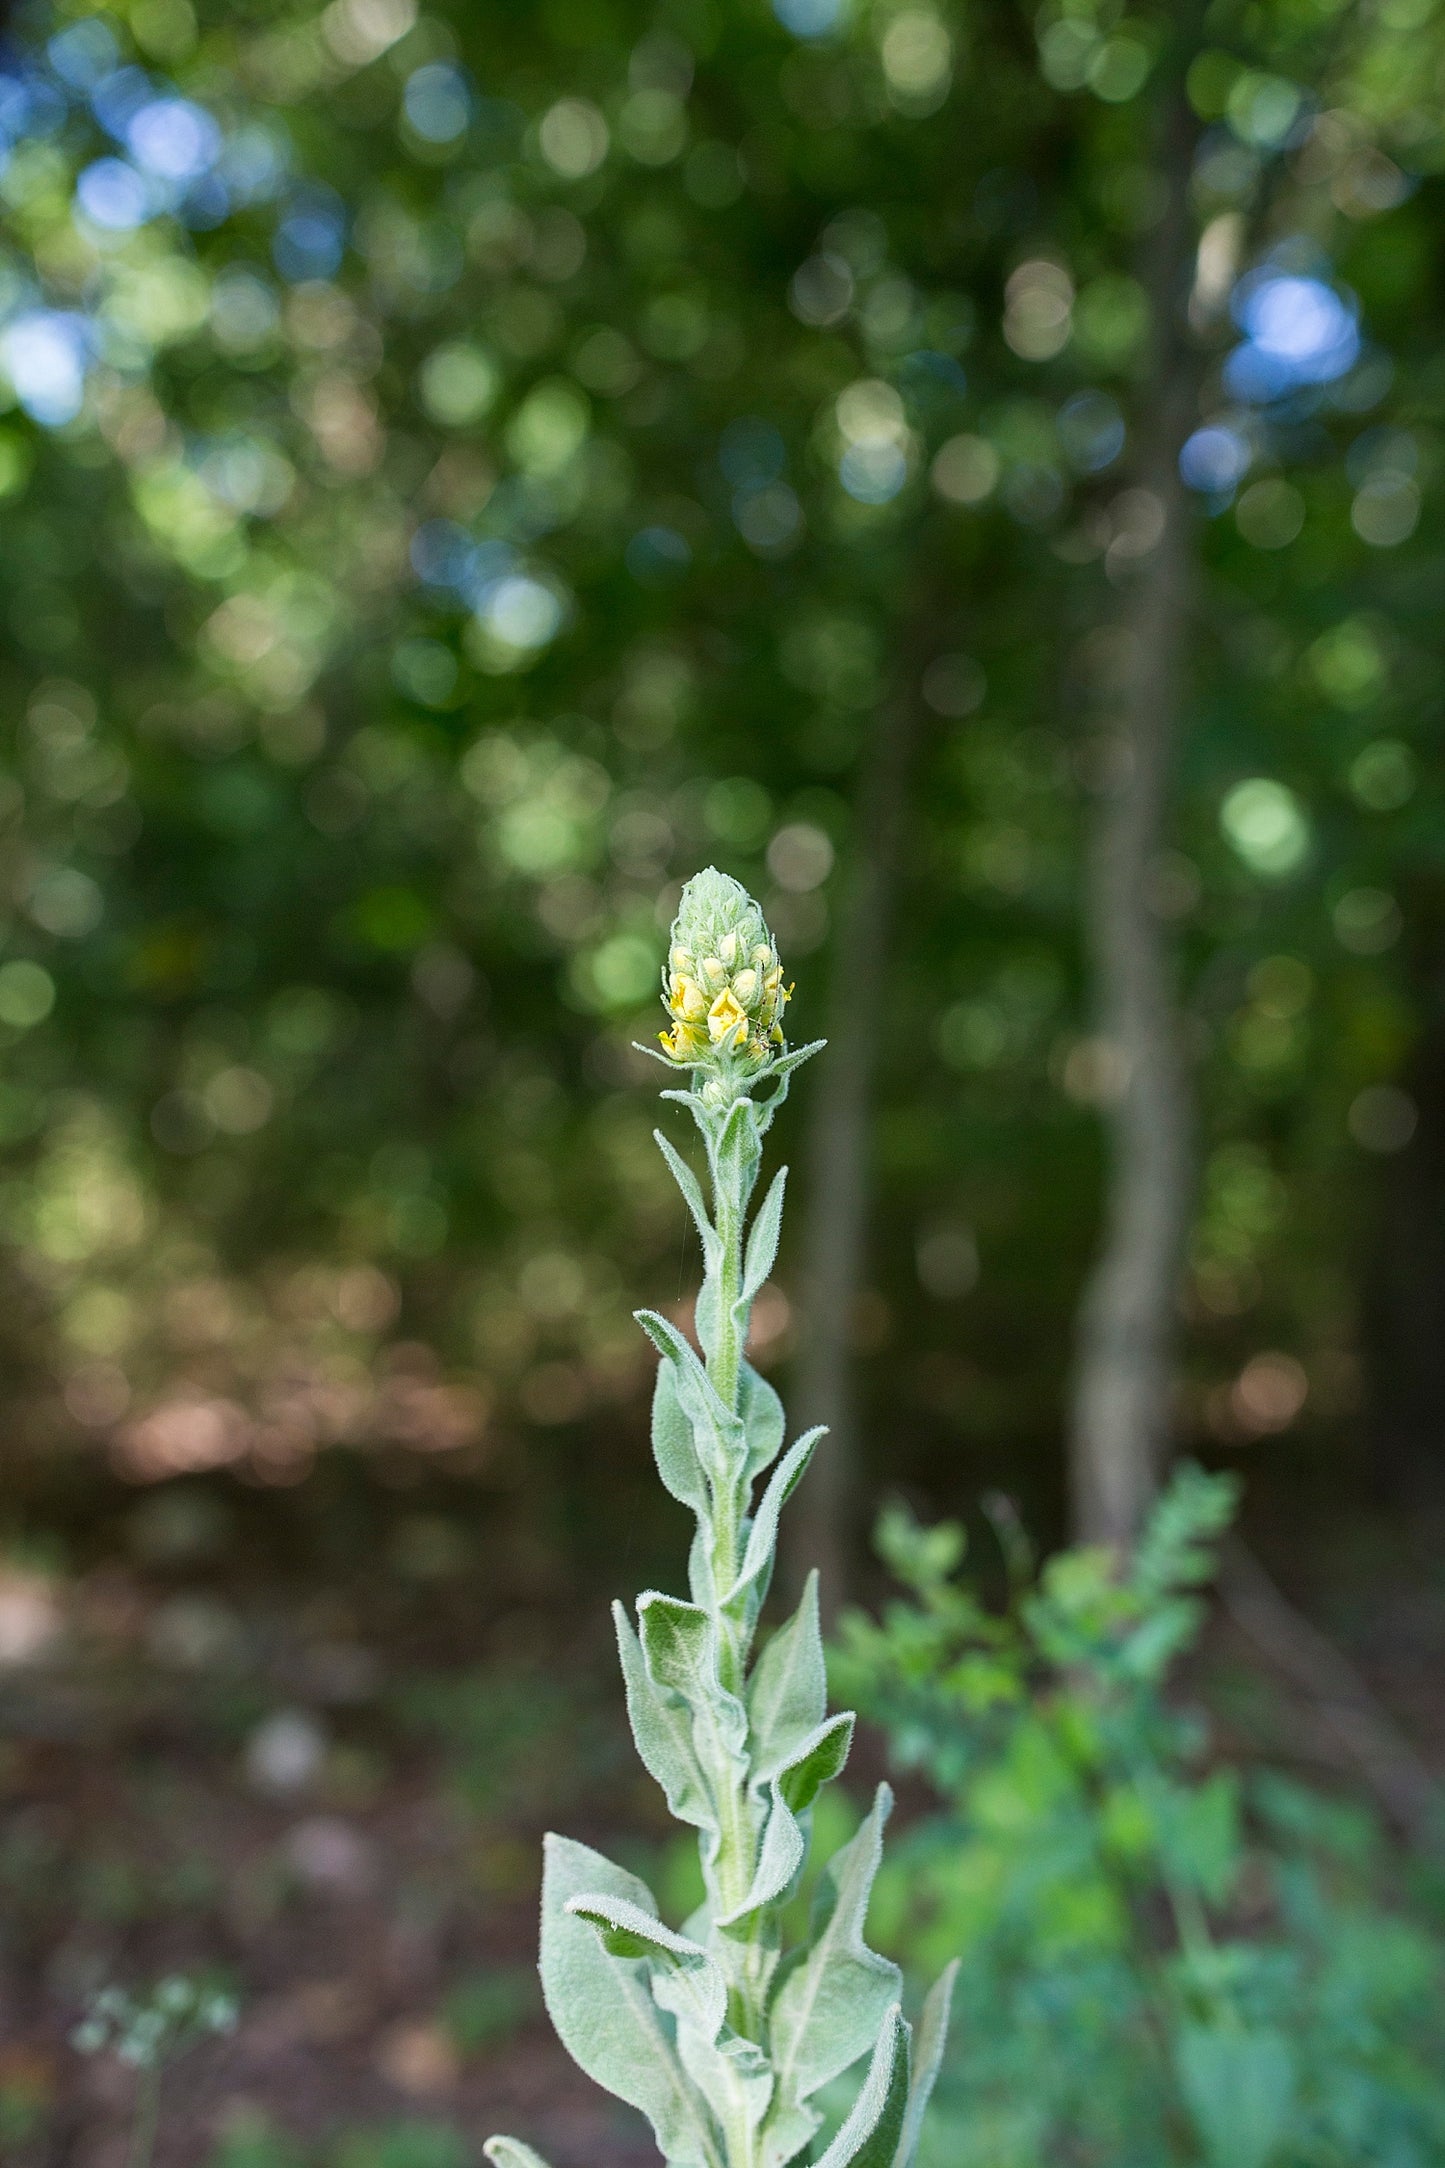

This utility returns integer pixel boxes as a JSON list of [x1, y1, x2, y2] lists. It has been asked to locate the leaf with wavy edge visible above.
[[757, 1710, 854, 1812], [638, 1591, 747, 1760], [613, 1603, 716, 1834], [565, 1893, 727, 2043], [747, 1571, 826, 1774], [635, 1310, 746, 1483], [893, 1961, 958, 2168], [484, 2140, 553, 2168], [724, 1429, 825, 1611], [540, 1834, 723, 2168], [769, 1786, 901, 2111], [814, 2005, 910, 2168], [652, 1360, 709, 1515]]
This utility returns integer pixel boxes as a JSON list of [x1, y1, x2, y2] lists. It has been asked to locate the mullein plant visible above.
[[487, 869, 955, 2168]]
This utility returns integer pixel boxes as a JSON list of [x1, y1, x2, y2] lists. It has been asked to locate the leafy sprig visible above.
[[488, 871, 953, 2168]]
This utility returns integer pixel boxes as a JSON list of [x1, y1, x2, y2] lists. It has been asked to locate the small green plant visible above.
[[73, 1975, 238, 2168], [835, 1468, 1445, 2168], [487, 869, 955, 2168]]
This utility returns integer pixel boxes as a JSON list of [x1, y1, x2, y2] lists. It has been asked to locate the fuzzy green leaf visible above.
[[770, 1785, 901, 2109], [759, 2101, 822, 2168], [638, 1590, 715, 1695], [714, 1095, 762, 1215], [565, 1893, 727, 2042], [716, 1780, 806, 1927], [893, 1961, 958, 2168], [739, 1361, 786, 1483], [725, 1429, 825, 1612], [484, 2139, 553, 2168], [678, 2021, 778, 2152], [765, 1710, 854, 1815], [614, 1603, 716, 1835], [815, 2005, 911, 2168], [540, 1834, 722, 2168], [742, 1167, 787, 1302], [759, 1040, 826, 1086], [639, 1591, 749, 1770], [636, 1310, 747, 1480], [747, 1571, 827, 1773], [652, 1360, 709, 1516], [655, 1129, 720, 1266]]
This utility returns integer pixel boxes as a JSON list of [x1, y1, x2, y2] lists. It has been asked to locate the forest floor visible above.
[[2, 1467, 1442, 2168]]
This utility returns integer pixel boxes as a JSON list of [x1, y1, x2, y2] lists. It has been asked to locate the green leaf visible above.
[[892, 1961, 957, 2168], [636, 1310, 746, 1482], [652, 1360, 708, 1516], [613, 1603, 716, 1836], [639, 1590, 714, 1693], [739, 1361, 786, 1483], [638, 1591, 748, 1763], [716, 1782, 806, 1927], [676, 2019, 777, 2153], [814, 2005, 911, 2168], [540, 1835, 722, 2168], [714, 1094, 762, 1216], [483, 2141, 552, 2168], [1133, 1462, 1238, 1603], [747, 1571, 827, 1773], [770, 1785, 901, 2109], [564, 1893, 727, 2042], [725, 1428, 825, 1612], [761, 1040, 826, 1087], [763, 1710, 854, 1815], [655, 1128, 720, 1266], [1175, 2023, 1295, 2168], [742, 1166, 787, 1301]]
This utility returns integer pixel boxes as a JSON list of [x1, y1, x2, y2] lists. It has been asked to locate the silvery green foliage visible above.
[[488, 873, 955, 2168]]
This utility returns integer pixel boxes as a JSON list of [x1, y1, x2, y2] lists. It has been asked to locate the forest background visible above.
[[1, 0, 1444, 2159]]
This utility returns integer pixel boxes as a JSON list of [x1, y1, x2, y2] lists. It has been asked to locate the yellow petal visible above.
[[707, 988, 749, 1045]]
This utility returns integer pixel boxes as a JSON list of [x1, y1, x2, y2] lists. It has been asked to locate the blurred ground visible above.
[[0, 1468, 667, 2168], [2, 1462, 1443, 2168]]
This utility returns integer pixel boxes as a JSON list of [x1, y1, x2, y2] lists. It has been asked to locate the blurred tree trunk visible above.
[[1362, 912, 1445, 1508], [1068, 47, 1204, 1548], [786, 691, 919, 1613]]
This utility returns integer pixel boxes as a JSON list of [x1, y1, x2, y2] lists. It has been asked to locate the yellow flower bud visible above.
[[657, 868, 794, 1088], [660, 1021, 708, 1060], [670, 976, 709, 1022], [707, 987, 750, 1047]]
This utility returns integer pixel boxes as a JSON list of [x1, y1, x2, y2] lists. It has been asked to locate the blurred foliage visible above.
[[210, 2116, 471, 2168], [0, 0, 1443, 1530], [835, 1468, 1445, 2168]]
